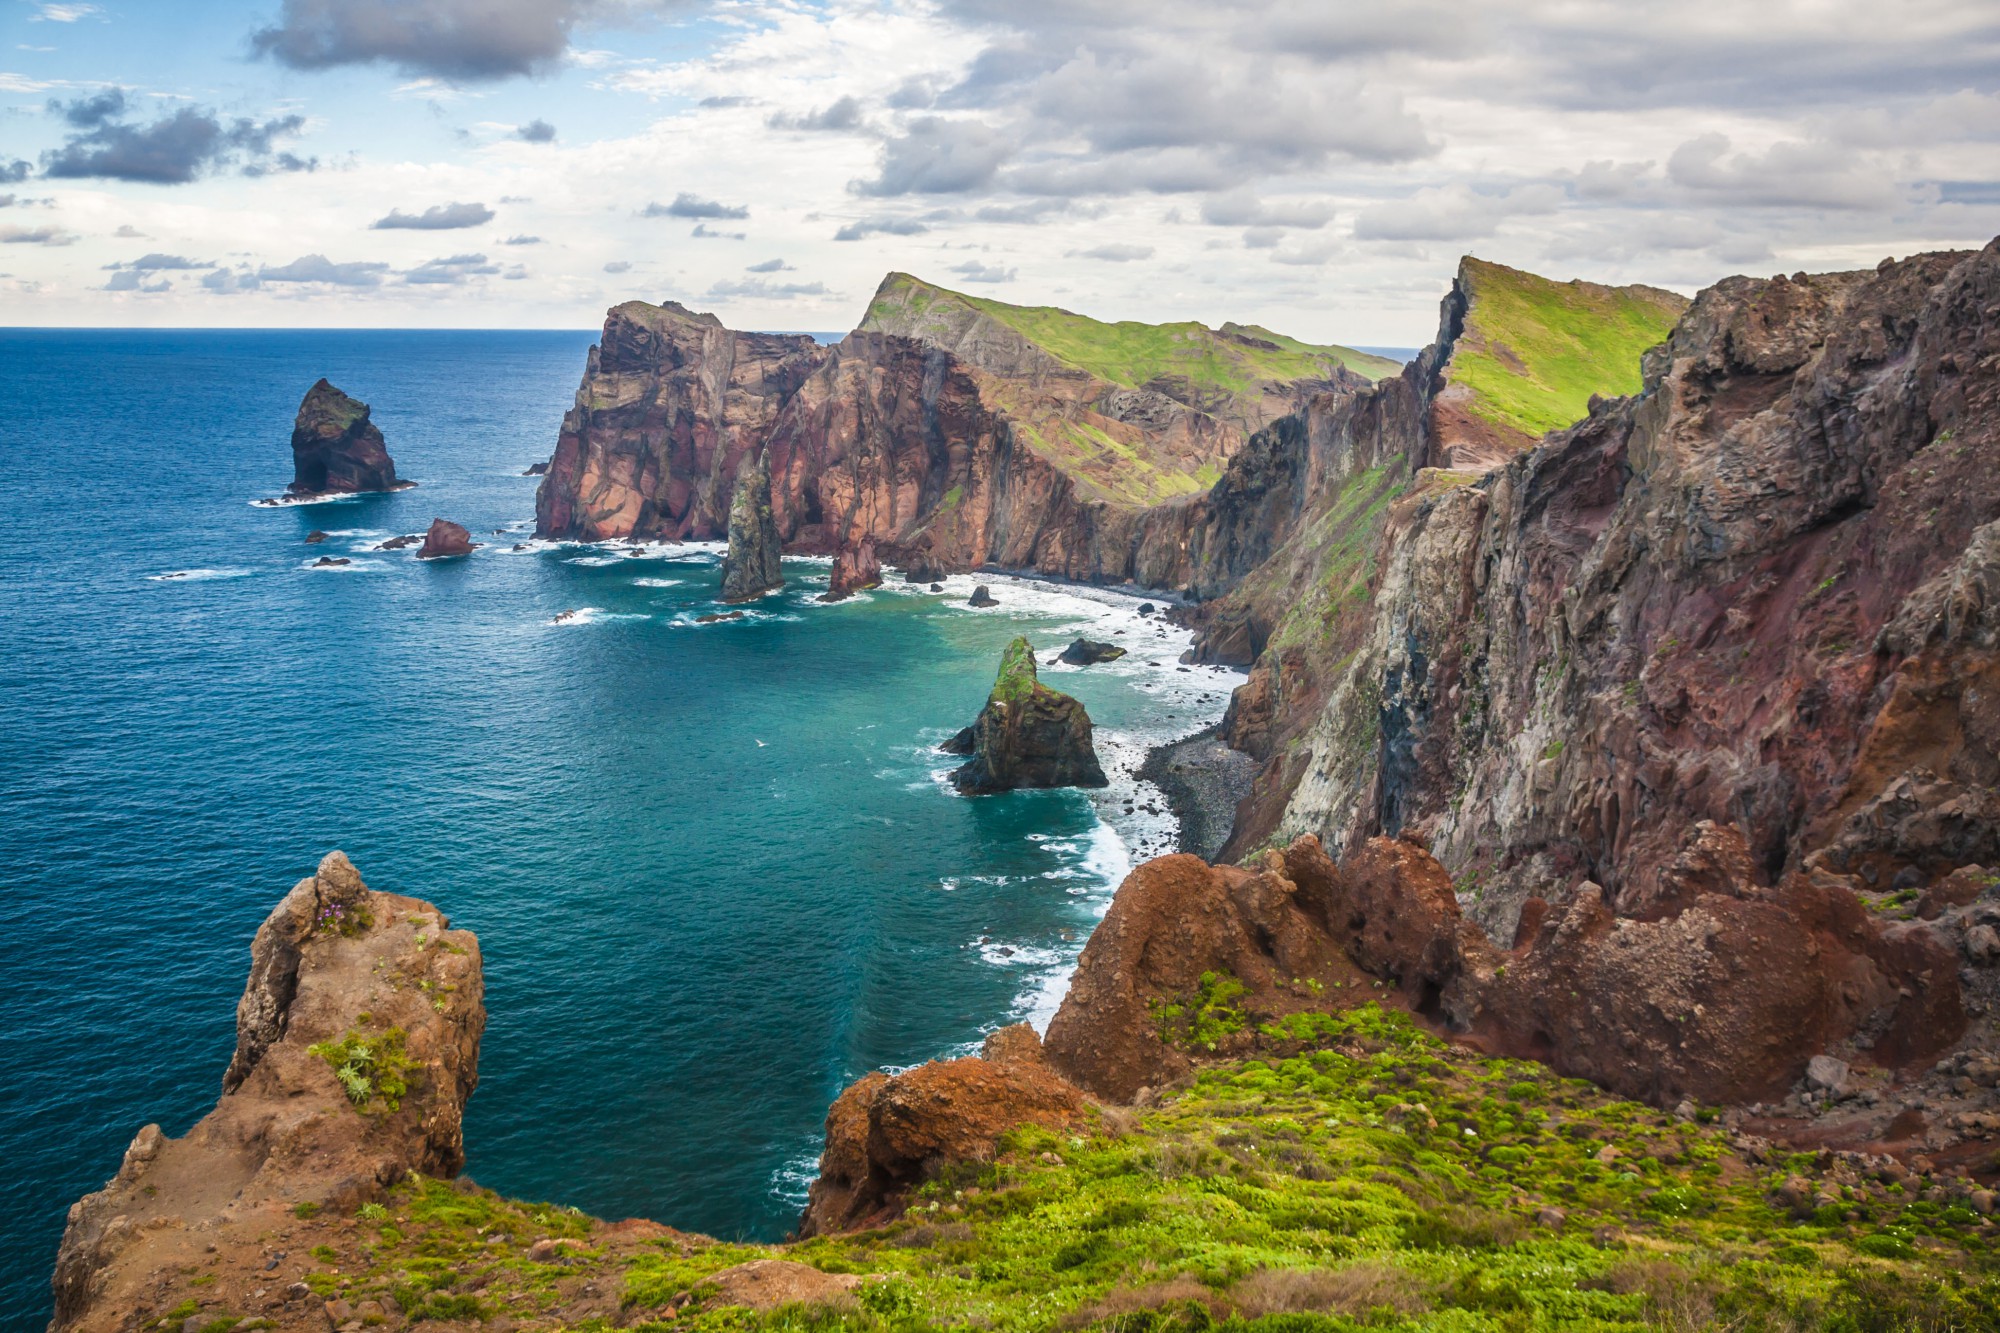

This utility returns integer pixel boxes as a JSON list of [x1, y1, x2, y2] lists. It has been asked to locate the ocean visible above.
[[0, 329, 1242, 1326]]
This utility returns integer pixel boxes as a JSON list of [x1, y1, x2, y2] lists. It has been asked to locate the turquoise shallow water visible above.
[[0, 330, 1241, 1326]]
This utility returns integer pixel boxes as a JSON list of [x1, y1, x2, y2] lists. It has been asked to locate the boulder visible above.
[[1807, 1055, 1852, 1097], [948, 638, 1109, 794], [287, 379, 403, 497], [719, 448, 784, 603], [416, 518, 475, 560], [1058, 638, 1128, 666], [821, 541, 882, 603], [799, 1025, 1087, 1236]]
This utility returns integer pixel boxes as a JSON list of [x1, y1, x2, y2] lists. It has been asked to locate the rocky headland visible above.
[[530, 274, 1395, 587], [282, 379, 408, 500], [944, 637, 1109, 794], [50, 853, 483, 1332]]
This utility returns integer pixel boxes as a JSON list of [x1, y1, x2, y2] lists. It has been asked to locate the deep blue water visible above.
[[0, 329, 1240, 1327]]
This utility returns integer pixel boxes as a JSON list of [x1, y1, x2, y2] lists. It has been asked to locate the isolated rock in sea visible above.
[[800, 1024, 1086, 1236], [968, 584, 997, 607], [416, 517, 475, 560], [287, 378, 402, 497], [719, 447, 784, 603], [821, 540, 882, 602], [375, 533, 419, 550], [950, 637, 1109, 794], [311, 555, 351, 567], [50, 853, 484, 1331], [696, 610, 746, 624], [304, 530, 328, 544], [1058, 638, 1127, 666]]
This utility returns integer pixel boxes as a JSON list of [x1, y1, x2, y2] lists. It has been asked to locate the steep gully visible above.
[[51, 243, 2000, 1321]]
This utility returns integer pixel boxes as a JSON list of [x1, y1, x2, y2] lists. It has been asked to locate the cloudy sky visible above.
[[2, 0, 1996, 343]]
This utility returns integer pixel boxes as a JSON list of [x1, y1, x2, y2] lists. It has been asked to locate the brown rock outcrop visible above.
[[720, 447, 784, 602], [821, 540, 881, 602], [799, 1024, 1087, 1236], [414, 517, 474, 560], [286, 379, 403, 497], [1045, 832, 1968, 1112], [947, 637, 1109, 794], [50, 853, 483, 1332], [1042, 840, 1371, 1102]]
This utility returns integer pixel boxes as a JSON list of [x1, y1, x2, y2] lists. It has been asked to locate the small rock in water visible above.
[[304, 530, 328, 544], [968, 585, 998, 608], [929, 582, 945, 592], [311, 556, 351, 567], [696, 610, 747, 624]]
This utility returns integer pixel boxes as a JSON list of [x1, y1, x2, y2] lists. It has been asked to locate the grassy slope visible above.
[[243, 1007, 1997, 1333], [865, 276, 1401, 393], [860, 276, 1397, 508], [1449, 259, 1687, 439]]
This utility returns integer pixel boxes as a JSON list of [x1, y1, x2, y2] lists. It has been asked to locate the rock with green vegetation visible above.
[[205, 1005, 2000, 1333], [949, 637, 1108, 794], [49, 853, 484, 1332], [720, 447, 785, 603], [284, 378, 406, 497], [1429, 256, 1687, 468]]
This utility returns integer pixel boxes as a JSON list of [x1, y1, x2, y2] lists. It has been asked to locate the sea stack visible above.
[[1058, 638, 1127, 665], [416, 517, 475, 560], [944, 637, 1109, 794], [821, 541, 882, 602], [287, 378, 404, 497], [720, 447, 784, 603]]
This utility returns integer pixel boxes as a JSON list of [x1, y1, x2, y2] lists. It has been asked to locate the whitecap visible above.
[[632, 577, 683, 588], [147, 567, 252, 583], [547, 607, 649, 626]]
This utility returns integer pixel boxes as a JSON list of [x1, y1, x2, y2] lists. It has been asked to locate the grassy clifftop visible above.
[[1448, 258, 1688, 440], [858, 274, 1400, 509], [224, 1006, 1996, 1333], [864, 274, 1400, 393]]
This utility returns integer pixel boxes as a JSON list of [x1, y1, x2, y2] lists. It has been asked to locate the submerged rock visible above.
[[719, 448, 784, 603], [821, 540, 882, 602], [696, 610, 747, 624], [286, 378, 404, 497], [50, 853, 484, 1330], [1058, 638, 1127, 666], [303, 530, 328, 544], [948, 637, 1108, 794], [416, 518, 475, 560]]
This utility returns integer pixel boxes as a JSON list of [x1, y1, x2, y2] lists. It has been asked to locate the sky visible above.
[[1, 0, 1996, 343]]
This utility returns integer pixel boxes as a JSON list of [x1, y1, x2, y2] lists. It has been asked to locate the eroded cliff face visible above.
[[719, 447, 784, 603], [532, 277, 1379, 588], [533, 302, 823, 543], [51, 854, 483, 1332], [1242, 245, 2000, 961]]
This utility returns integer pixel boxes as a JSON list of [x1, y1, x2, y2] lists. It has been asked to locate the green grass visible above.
[[247, 1007, 1999, 1333], [1449, 257, 1686, 439], [864, 274, 1398, 398]]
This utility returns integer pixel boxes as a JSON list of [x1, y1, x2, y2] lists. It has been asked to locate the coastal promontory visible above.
[[945, 637, 1109, 794], [286, 379, 405, 498]]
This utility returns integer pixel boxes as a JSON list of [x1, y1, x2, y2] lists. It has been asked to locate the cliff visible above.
[[50, 853, 483, 1332], [532, 276, 1389, 586], [944, 636, 1109, 793], [286, 379, 403, 497], [1221, 244, 2000, 943]]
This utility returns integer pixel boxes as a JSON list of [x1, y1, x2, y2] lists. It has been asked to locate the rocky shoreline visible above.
[[1136, 725, 1256, 863]]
